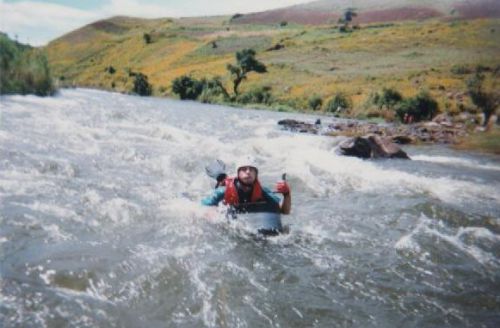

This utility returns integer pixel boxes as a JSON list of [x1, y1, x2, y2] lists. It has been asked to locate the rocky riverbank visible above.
[[278, 114, 472, 145]]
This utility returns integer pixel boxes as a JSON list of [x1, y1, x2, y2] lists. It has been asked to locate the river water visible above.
[[1, 89, 499, 327]]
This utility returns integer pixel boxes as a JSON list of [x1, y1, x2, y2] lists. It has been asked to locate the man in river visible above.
[[201, 158, 291, 214]]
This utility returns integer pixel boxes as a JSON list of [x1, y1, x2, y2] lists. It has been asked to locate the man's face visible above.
[[237, 166, 257, 185]]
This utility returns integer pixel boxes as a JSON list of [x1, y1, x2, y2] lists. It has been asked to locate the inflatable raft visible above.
[[228, 211, 284, 236]]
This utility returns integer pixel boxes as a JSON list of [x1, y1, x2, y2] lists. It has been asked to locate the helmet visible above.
[[235, 155, 259, 174]]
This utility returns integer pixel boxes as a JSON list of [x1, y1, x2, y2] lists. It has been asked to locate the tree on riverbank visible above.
[[133, 73, 152, 96], [373, 88, 403, 110], [467, 72, 499, 126], [172, 75, 229, 101], [172, 75, 203, 100], [0, 33, 55, 96], [395, 91, 438, 122], [226, 49, 267, 96], [326, 93, 352, 113]]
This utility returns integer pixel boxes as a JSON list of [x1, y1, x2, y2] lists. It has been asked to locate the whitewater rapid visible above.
[[1, 89, 499, 327]]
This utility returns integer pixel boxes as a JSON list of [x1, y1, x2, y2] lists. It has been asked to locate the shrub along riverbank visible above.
[[0, 33, 56, 96]]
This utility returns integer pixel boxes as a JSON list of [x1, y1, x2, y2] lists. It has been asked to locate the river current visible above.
[[1, 89, 499, 327]]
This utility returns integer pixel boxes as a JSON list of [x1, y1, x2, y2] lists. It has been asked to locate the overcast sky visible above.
[[0, 0, 312, 46]]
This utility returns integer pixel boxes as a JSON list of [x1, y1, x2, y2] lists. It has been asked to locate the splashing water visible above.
[[1, 89, 499, 327]]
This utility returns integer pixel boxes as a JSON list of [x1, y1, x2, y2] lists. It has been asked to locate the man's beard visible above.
[[238, 178, 254, 188]]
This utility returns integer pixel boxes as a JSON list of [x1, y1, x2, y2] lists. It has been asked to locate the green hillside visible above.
[[45, 15, 499, 118]]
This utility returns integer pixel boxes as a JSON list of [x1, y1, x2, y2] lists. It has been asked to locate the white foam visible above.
[[40, 269, 56, 284], [188, 267, 217, 327], [159, 198, 210, 220], [43, 224, 73, 242], [52, 282, 114, 305], [457, 226, 500, 242], [99, 198, 143, 225], [29, 201, 77, 220], [0, 130, 10, 142], [82, 189, 102, 205], [396, 215, 500, 266], [242, 134, 500, 205], [0, 169, 51, 196], [413, 155, 500, 171], [395, 234, 421, 253]]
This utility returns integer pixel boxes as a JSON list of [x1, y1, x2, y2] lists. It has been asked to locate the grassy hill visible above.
[[45, 6, 500, 118]]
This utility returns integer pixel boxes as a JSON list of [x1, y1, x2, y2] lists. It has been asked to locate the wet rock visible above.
[[339, 137, 372, 159], [392, 135, 413, 144], [278, 117, 469, 145], [421, 121, 440, 129], [368, 135, 410, 159], [277, 119, 299, 126], [339, 136, 410, 160], [277, 119, 318, 134], [432, 113, 451, 124]]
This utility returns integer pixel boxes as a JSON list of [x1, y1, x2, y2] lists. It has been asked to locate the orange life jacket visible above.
[[223, 177, 264, 205]]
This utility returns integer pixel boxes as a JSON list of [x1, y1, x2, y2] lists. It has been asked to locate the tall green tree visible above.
[[226, 49, 267, 95]]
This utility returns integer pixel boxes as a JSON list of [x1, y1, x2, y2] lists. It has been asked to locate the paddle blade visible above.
[[205, 159, 226, 180]]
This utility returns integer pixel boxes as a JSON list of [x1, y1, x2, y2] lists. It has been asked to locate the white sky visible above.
[[0, 0, 312, 46]]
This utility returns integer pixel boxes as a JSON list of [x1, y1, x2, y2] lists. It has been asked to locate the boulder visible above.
[[432, 113, 452, 125], [392, 135, 414, 144], [339, 135, 410, 160], [339, 137, 373, 158], [277, 119, 300, 126], [367, 135, 411, 159], [277, 119, 318, 134]]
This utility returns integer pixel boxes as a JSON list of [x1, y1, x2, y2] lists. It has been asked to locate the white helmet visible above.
[[235, 155, 259, 174]]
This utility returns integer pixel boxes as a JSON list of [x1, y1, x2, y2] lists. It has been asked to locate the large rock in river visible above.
[[277, 119, 318, 134], [339, 135, 410, 159]]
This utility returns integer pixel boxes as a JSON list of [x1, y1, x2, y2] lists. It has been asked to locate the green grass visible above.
[[454, 127, 500, 154], [190, 35, 274, 57]]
